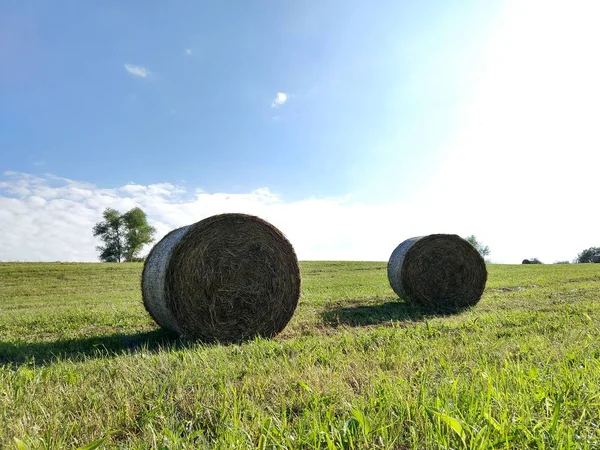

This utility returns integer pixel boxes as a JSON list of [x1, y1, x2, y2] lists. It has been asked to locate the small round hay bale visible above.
[[592, 254, 600, 263], [142, 213, 301, 342], [387, 234, 487, 310], [522, 259, 531, 264]]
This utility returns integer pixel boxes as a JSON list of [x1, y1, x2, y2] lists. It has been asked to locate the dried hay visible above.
[[387, 234, 487, 311], [142, 213, 301, 342]]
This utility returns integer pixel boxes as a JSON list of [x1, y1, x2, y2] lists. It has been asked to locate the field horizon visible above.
[[1, 261, 599, 449]]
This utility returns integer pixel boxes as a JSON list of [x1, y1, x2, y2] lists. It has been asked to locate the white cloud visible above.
[[1, 170, 597, 263], [271, 92, 288, 108], [124, 64, 149, 78], [185, 48, 193, 56]]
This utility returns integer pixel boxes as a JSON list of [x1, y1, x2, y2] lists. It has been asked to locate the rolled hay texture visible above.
[[142, 213, 301, 342], [387, 234, 487, 310]]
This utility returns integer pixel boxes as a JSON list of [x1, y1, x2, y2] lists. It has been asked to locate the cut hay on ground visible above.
[[387, 234, 487, 311], [142, 213, 301, 342]]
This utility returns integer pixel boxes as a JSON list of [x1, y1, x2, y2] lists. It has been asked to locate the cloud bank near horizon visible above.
[[0, 171, 596, 264]]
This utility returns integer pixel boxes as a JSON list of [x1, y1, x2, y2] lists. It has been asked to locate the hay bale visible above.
[[387, 234, 487, 310], [592, 254, 600, 263], [142, 213, 301, 342], [522, 259, 531, 264]]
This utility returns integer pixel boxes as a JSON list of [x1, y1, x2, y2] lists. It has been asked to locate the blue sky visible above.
[[1, 1, 501, 200], [1, 1, 599, 262]]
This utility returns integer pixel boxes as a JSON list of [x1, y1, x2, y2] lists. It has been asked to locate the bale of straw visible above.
[[142, 213, 301, 342], [387, 234, 487, 310], [593, 254, 600, 263]]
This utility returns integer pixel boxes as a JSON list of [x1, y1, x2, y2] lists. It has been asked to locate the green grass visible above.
[[1, 262, 600, 449]]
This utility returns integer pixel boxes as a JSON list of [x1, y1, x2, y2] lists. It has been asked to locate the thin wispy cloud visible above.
[[271, 92, 288, 108], [124, 64, 149, 78]]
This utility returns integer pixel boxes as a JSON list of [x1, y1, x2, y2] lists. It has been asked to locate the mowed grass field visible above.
[[1, 262, 600, 449]]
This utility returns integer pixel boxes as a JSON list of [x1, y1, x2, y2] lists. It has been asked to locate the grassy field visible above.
[[1, 262, 600, 449]]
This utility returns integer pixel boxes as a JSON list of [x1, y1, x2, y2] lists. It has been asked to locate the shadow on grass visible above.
[[2, 302, 474, 366], [0, 329, 185, 367], [321, 300, 469, 327]]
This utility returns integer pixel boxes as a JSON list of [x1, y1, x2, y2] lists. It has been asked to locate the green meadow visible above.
[[1, 262, 599, 449]]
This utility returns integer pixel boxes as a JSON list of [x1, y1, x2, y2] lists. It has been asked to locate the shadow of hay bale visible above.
[[321, 300, 471, 327], [0, 329, 184, 367]]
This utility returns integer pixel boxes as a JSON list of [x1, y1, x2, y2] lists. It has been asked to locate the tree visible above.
[[576, 247, 600, 263], [93, 207, 156, 262], [93, 208, 124, 262], [465, 235, 490, 258], [122, 207, 157, 262]]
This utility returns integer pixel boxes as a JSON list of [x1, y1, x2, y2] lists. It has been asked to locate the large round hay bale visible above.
[[142, 213, 301, 342], [592, 254, 600, 263], [522, 259, 531, 264], [387, 234, 487, 310]]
